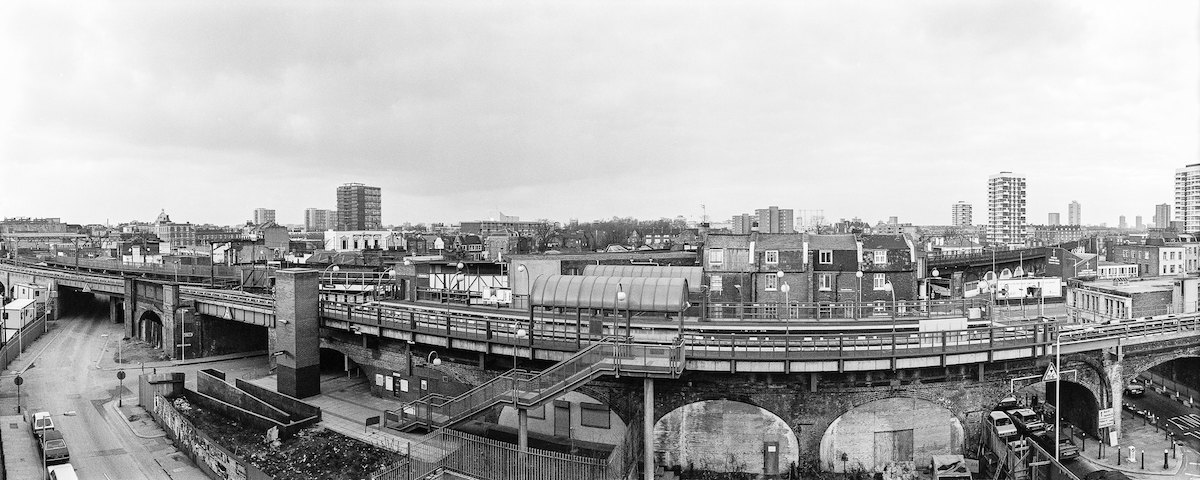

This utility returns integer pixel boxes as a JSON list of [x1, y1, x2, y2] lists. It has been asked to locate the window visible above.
[[710, 276, 723, 292], [874, 273, 886, 290], [819, 250, 833, 264], [399, 379, 409, 393], [766, 275, 778, 291], [873, 250, 887, 265], [708, 249, 725, 269], [580, 402, 611, 429], [819, 273, 832, 291], [765, 250, 779, 265]]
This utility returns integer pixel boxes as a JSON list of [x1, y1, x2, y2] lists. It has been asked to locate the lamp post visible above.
[[775, 271, 786, 319], [616, 284, 627, 338], [855, 270, 864, 320], [926, 268, 940, 314], [516, 264, 531, 309], [883, 281, 897, 332], [734, 284, 743, 320], [323, 264, 340, 301], [456, 262, 466, 291], [374, 269, 396, 301], [780, 282, 791, 340], [513, 327, 527, 370]]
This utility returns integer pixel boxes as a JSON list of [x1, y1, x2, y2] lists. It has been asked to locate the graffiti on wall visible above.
[[152, 395, 260, 480]]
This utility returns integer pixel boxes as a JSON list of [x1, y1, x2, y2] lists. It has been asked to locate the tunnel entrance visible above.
[[656, 400, 799, 477], [319, 347, 359, 376], [1043, 380, 1101, 436], [138, 311, 164, 348], [57, 287, 111, 319]]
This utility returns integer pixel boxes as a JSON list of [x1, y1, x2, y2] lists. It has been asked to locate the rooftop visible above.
[[1076, 276, 1182, 295]]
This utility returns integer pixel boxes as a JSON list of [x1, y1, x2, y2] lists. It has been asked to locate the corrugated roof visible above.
[[582, 265, 702, 293], [806, 234, 858, 250], [528, 275, 688, 312]]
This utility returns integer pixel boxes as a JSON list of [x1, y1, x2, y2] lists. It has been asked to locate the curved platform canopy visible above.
[[581, 265, 703, 293], [528, 275, 689, 313]]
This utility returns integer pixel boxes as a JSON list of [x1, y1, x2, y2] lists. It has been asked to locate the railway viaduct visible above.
[[4, 260, 1200, 476]]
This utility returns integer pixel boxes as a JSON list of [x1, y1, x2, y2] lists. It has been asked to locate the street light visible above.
[[375, 269, 396, 301], [516, 264, 531, 309], [855, 270, 864, 319], [616, 284, 627, 338], [513, 327, 527, 370], [733, 284, 743, 320], [780, 282, 791, 339], [428, 351, 442, 366]]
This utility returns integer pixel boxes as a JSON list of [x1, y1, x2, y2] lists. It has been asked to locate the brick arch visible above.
[[135, 307, 165, 348], [655, 397, 801, 475], [1121, 346, 1200, 386], [819, 395, 966, 473], [652, 388, 791, 428]]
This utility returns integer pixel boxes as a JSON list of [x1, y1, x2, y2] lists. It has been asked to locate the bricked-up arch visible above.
[[819, 397, 964, 473], [654, 400, 800, 476], [138, 310, 164, 348]]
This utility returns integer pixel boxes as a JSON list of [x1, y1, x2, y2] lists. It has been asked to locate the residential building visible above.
[[148, 210, 196, 252], [305, 208, 338, 231], [1028, 225, 1084, 247], [1156, 204, 1171, 228], [857, 234, 918, 303], [951, 202, 973, 228], [253, 208, 276, 225], [0, 217, 69, 234], [808, 234, 866, 305], [1107, 244, 1185, 277], [731, 214, 754, 235], [1135, 216, 1144, 230], [987, 172, 1027, 247], [1119, 216, 1127, 230], [1048, 213, 1060, 226], [1068, 201, 1081, 226], [460, 218, 548, 237], [755, 206, 794, 234], [324, 230, 404, 252], [702, 234, 754, 304], [1177, 164, 1200, 233], [751, 233, 809, 305], [337, 183, 382, 230]]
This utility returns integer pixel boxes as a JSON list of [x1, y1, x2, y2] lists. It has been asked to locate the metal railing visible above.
[[1058, 314, 1200, 343], [41, 256, 242, 278], [371, 427, 611, 480], [706, 298, 988, 320], [392, 337, 684, 431]]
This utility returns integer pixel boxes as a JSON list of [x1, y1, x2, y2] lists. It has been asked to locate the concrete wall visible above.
[[497, 391, 627, 447], [197, 369, 291, 424], [817, 396, 963, 473], [148, 394, 273, 480], [235, 379, 321, 423], [275, 269, 320, 398], [654, 399, 799, 475]]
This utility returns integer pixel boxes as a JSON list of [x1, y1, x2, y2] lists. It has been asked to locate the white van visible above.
[[48, 463, 78, 480]]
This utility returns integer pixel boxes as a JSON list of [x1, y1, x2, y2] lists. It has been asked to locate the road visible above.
[[3, 305, 268, 479]]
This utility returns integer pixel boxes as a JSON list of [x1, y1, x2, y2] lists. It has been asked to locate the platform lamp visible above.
[[512, 327, 527, 371], [615, 284, 628, 339], [855, 270, 864, 320]]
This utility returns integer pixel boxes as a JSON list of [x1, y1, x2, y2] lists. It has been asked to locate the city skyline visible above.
[[1, 1, 1196, 227]]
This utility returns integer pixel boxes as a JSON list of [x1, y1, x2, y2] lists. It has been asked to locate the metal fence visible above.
[[371, 428, 612, 480], [706, 298, 989, 321]]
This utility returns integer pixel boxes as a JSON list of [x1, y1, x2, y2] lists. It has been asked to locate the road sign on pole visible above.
[[1098, 408, 1115, 429], [1042, 363, 1059, 382]]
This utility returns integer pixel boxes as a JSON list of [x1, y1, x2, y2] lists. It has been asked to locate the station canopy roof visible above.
[[581, 265, 702, 293], [528, 275, 688, 312]]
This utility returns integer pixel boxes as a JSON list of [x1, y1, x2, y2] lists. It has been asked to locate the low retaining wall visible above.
[[149, 394, 272, 480], [195, 369, 321, 438]]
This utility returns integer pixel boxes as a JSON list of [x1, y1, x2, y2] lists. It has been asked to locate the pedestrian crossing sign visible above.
[[1042, 364, 1059, 382]]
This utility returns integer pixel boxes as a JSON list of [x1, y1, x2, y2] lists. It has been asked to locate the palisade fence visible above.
[[371, 428, 618, 480]]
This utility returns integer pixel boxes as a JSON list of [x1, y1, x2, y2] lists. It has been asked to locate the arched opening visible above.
[[1014, 379, 1101, 437], [0, 281, 6, 302], [493, 391, 626, 459], [820, 397, 963, 473], [656, 400, 799, 477], [138, 310, 164, 349], [319, 347, 358, 377], [57, 286, 108, 318]]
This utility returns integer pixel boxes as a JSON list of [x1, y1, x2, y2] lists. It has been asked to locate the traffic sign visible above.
[[117, 370, 126, 381], [1098, 408, 1115, 428], [13, 376, 22, 386], [1042, 364, 1059, 382]]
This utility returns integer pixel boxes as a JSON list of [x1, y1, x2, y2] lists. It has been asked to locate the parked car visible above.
[[987, 411, 1019, 439], [47, 463, 78, 480], [994, 396, 1020, 411], [38, 430, 70, 465], [31, 411, 54, 439], [1124, 382, 1145, 397], [1005, 408, 1048, 436], [1032, 430, 1079, 460]]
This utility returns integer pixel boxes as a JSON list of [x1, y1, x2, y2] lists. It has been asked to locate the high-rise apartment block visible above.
[[253, 208, 275, 225], [1048, 213, 1060, 225], [731, 214, 754, 234], [305, 208, 338, 231], [1177, 164, 1200, 233], [1156, 203, 1171, 228], [987, 172, 1027, 246], [951, 201, 972, 228], [337, 183, 382, 230], [1135, 216, 1143, 230], [1068, 201, 1081, 226], [754, 206, 794, 233], [1119, 216, 1127, 229]]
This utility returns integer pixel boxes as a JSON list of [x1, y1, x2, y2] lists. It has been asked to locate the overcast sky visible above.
[[1, 1, 1196, 228]]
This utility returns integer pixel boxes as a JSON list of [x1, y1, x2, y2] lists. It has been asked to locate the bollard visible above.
[[1118, 445, 1122, 465], [1082, 436, 1086, 452], [1165, 449, 1169, 469], [1142, 451, 1145, 470]]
